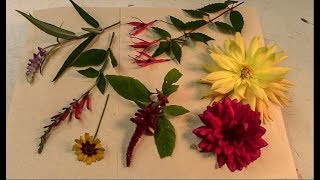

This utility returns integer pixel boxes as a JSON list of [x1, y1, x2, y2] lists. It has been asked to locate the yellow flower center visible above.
[[240, 65, 253, 79]]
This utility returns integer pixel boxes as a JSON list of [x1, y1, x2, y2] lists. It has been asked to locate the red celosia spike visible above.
[[126, 126, 144, 167], [86, 95, 91, 110]]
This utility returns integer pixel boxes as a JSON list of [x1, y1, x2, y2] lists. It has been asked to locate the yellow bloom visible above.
[[72, 133, 105, 165], [200, 32, 293, 122]]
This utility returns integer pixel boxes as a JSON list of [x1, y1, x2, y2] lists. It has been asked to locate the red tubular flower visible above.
[[132, 52, 169, 67], [193, 97, 268, 172], [86, 95, 91, 110], [129, 37, 159, 49], [128, 20, 157, 36]]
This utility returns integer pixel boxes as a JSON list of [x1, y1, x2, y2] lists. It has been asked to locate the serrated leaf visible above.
[[154, 116, 176, 158], [72, 49, 107, 67], [189, 32, 214, 44], [96, 73, 106, 94], [152, 27, 171, 39], [182, 9, 208, 18], [215, 21, 236, 33], [152, 41, 170, 57], [185, 20, 207, 30], [224, 0, 238, 5], [163, 105, 189, 116], [81, 27, 102, 34], [169, 16, 186, 29], [170, 41, 181, 63], [16, 10, 76, 39], [105, 75, 151, 103], [69, 0, 100, 28], [52, 35, 96, 82], [162, 68, 182, 96], [230, 10, 244, 32], [77, 67, 99, 78], [198, 3, 227, 13], [108, 49, 118, 67]]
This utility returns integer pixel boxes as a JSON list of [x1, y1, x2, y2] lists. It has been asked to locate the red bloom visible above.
[[126, 94, 168, 167], [129, 37, 159, 49], [128, 20, 157, 36], [193, 97, 268, 172], [131, 52, 169, 67]]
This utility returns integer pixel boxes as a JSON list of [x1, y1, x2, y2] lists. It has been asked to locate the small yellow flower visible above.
[[200, 32, 293, 122], [72, 133, 105, 165]]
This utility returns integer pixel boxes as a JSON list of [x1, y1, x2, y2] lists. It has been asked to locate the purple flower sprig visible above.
[[25, 47, 47, 83]]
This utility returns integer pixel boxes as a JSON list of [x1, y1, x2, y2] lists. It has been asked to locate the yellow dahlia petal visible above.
[[210, 53, 240, 71], [234, 32, 245, 58], [234, 81, 247, 99], [202, 71, 234, 81], [273, 51, 288, 65], [265, 89, 283, 107], [202, 64, 222, 72], [247, 36, 262, 58], [224, 40, 231, 55], [211, 77, 235, 90], [254, 67, 291, 82], [244, 88, 256, 110], [248, 79, 264, 99], [214, 80, 235, 94], [229, 41, 244, 63], [269, 82, 289, 92], [210, 44, 225, 55], [212, 94, 227, 102]]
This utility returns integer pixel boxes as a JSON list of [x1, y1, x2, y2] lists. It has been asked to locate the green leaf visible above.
[[69, 0, 100, 28], [16, 10, 76, 39], [152, 41, 170, 57], [169, 16, 186, 29], [52, 35, 96, 82], [182, 9, 208, 18], [154, 116, 176, 158], [198, 3, 227, 13], [77, 67, 99, 78], [215, 21, 236, 33], [230, 10, 244, 32], [81, 27, 102, 34], [105, 75, 151, 103], [96, 73, 106, 94], [185, 20, 207, 30], [189, 32, 214, 44], [224, 0, 238, 5], [151, 27, 171, 39], [163, 105, 189, 116], [134, 100, 147, 109], [108, 49, 118, 68], [162, 68, 182, 96], [170, 41, 182, 63], [71, 49, 107, 67]]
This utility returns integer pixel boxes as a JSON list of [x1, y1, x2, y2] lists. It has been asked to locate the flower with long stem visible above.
[[72, 94, 110, 165]]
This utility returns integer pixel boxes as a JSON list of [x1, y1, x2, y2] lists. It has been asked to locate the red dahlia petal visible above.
[[217, 155, 226, 167]]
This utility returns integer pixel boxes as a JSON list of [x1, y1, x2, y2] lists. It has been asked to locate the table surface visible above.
[[6, 0, 313, 179]]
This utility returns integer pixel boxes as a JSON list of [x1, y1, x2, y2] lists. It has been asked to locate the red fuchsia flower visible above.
[[131, 51, 169, 67], [127, 20, 157, 36], [129, 36, 159, 49], [193, 97, 268, 172], [126, 94, 169, 167]]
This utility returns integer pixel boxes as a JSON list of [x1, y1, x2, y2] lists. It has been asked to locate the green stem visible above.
[[93, 94, 110, 139], [108, 32, 115, 48]]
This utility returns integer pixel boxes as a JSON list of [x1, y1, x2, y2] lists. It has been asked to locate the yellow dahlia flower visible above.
[[200, 32, 293, 122], [72, 133, 105, 165]]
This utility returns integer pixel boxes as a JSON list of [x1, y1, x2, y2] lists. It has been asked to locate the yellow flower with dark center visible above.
[[200, 32, 293, 122], [72, 133, 105, 165]]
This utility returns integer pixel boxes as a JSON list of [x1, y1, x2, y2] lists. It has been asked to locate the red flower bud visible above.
[[86, 95, 91, 110]]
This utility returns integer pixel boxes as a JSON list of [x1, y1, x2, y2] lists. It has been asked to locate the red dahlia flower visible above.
[[193, 97, 268, 172]]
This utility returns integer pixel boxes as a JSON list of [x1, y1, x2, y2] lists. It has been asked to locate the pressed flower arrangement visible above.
[[14, 0, 295, 174]]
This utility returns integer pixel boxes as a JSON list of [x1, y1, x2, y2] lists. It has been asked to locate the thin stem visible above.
[[43, 43, 59, 50], [93, 94, 110, 139], [103, 21, 121, 31], [108, 32, 115, 48]]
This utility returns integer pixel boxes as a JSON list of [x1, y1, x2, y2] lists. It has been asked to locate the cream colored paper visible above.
[[7, 7, 297, 179]]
